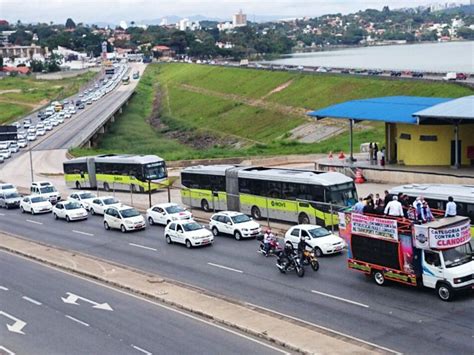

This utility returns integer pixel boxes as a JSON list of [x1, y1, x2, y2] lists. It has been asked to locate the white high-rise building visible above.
[[233, 9, 247, 27]]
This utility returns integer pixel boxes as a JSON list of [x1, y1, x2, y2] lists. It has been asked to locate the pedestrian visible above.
[[401, 194, 410, 218], [380, 147, 386, 167], [373, 143, 379, 164], [369, 143, 374, 164], [412, 196, 423, 221], [383, 190, 392, 207], [445, 196, 457, 217], [421, 201, 434, 223], [374, 193, 384, 213], [353, 198, 365, 214], [384, 195, 404, 217]]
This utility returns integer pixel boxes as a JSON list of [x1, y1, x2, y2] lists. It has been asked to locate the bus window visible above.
[[144, 162, 167, 180], [267, 181, 282, 199]]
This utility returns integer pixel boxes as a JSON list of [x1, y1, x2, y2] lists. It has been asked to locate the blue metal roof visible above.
[[308, 96, 452, 124]]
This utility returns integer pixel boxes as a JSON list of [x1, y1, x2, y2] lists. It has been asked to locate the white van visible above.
[[30, 181, 61, 204], [443, 72, 457, 81]]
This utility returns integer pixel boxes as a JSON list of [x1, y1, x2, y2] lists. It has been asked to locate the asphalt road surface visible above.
[[0, 251, 283, 355], [0, 208, 471, 354]]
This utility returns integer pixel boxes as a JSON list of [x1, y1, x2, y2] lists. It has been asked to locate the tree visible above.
[[65, 18, 76, 29], [30, 59, 44, 72]]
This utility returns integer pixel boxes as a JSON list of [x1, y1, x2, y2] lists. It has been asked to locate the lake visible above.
[[266, 41, 474, 73]]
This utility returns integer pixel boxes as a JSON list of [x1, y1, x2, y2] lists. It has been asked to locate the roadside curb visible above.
[[0, 232, 396, 355]]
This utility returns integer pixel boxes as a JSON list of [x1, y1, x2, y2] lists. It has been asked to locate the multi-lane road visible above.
[[0, 208, 471, 354], [0, 251, 283, 355]]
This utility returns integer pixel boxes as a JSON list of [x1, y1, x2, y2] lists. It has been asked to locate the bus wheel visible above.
[[75, 181, 81, 189], [104, 182, 110, 191], [201, 199, 210, 212], [251, 206, 262, 220], [298, 213, 310, 225], [373, 270, 385, 286]]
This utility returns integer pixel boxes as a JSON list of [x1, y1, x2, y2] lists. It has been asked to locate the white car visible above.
[[103, 205, 145, 233], [69, 108, 77, 114], [36, 128, 46, 136], [164, 220, 213, 248], [30, 181, 61, 204], [209, 211, 262, 240], [27, 127, 36, 134], [89, 196, 121, 215], [0, 183, 17, 195], [44, 123, 53, 131], [0, 149, 11, 159], [9, 143, 19, 153], [146, 203, 192, 226], [64, 112, 72, 119], [50, 119, 59, 127], [17, 139, 28, 148], [69, 192, 97, 210], [20, 195, 53, 214], [53, 200, 88, 222], [27, 133, 36, 141], [23, 121, 31, 129], [56, 116, 64, 124], [284, 224, 346, 257]]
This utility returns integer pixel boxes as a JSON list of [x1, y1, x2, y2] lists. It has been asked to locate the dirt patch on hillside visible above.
[[0, 89, 21, 95], [261, 80, 293, 99]]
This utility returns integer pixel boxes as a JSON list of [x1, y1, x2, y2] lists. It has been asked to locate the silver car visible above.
[[0, 191, 22, 209]]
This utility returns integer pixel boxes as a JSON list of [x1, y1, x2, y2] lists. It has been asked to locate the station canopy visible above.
[[308, 96, 452, 124], [413, 95, 474, 123]]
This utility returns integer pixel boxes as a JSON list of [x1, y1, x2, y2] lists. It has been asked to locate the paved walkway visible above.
[[0, 232, 394, 355]]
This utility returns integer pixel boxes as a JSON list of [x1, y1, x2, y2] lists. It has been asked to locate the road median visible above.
[[0, 231, 395, 355]]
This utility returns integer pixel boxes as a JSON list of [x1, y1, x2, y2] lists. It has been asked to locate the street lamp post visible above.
[[29, 146, 34, 183]]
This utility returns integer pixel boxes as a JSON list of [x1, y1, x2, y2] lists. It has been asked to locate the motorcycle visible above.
[[258, 237, 283, 257], [276, 251, 305, 277], [302, 248, 319, 272]]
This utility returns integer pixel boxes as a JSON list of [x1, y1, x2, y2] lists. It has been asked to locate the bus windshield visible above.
[[144, 162, 167, 180], [327, 183, 357, 207], [442, 243, 472, 268]]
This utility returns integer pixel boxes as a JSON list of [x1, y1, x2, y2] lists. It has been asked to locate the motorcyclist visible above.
[[277, 243, 294, 270], [263, 228, 274, 255], [297, 235, 310, 259]]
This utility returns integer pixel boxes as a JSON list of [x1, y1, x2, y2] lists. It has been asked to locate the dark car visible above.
[[75, 100, 82, 107], [37, 111, 46, 120], [78, 103, 85, 110], [456, 73, 468, 80], [390, 71, 402, 77], [341, 69, 350, 74], [412, 72, 424, 78]]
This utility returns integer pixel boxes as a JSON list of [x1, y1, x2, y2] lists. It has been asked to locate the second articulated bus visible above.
[[64, 154, 168, 192], [181, 165, 358, 226]]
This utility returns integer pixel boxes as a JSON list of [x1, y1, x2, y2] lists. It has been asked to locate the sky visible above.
[[0, 0, 471, 24]]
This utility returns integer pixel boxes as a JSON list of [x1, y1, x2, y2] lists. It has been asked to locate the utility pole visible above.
[[29, 147, 34, 183]]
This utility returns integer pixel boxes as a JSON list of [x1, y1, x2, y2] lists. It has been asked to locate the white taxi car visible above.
[[146, 203, 192, 226], [164, 220, 213, 248], [20, 195, 53, 214], [209, 211, 262, 240], [103, 205, 145, 233], [68, 192, 97, 210], [284, 224, 346, 257], [53, 200, 88, 222], [89, 196, 121, 215]]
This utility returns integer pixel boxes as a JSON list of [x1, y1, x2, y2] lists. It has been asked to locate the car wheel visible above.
[[314, 247, 323, 257], [104, 221, 110, 230], [251, 206, 262, 220], [436, 282, 453, 302], [120, 225, 127, 233], [90, 208, 95, 215], [373, 270, 385, 286], [148, 217, 154, 225], [165, 235, 172, 244], [31, 209, 35, 215], [20, 206, 24, 213], [54, 213, 58, 220], [234, 231, 242, 240], [298, 213, 310, 225], [104, 182, 110, 192], [75, 181, 81, 189], [212, 227, 219, 236], [66, 215, 71, 222], [201, 199, 210, 212], [185, 239, 192, 249]]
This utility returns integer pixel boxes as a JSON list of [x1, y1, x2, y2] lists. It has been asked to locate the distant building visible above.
[[0, 30, 16, 46], [0, 44, 42, 59], [152, 45, 174, 59], [176, 18, 200, 31], [233, 9, 247, 27], [217, 22, 234, 32]]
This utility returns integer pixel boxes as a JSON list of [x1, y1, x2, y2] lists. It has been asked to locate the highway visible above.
[[0, 208, 471, 354], [0, 251, 283, 355]]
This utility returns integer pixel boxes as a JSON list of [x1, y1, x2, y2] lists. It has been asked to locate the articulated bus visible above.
[[390, 184, 474, 236], [181, 165, 358, 226], [64, 154, 168, 192]]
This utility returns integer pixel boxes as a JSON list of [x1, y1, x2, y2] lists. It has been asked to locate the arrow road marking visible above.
[[22, 296, 42, 306], [0, 310, 27, 335], [311, 290, 369, 308], [132, 345, 152, 355], [207, 262, 243, 274], [128, 243, 157, 251], [61, 292, 113, 311], [65, 315, 89, 327], [0, 346, 15, 355]]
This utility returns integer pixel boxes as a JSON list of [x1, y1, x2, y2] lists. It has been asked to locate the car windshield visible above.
[[231, 214, 251, 224], [165, 205, 185, 214], [183, 222, 203, 232], [308, 228, 332, 238], [65, 202, 82, 210], [31, 197, 47, 203], [2, 185, 14, 190], [40, 186, 56, 193], [120, 208, 140, 218], [6, 192, 20, 198], [79, 193, 96, 199], [103, 198, 119, 205], [442, 244, 472, 268]]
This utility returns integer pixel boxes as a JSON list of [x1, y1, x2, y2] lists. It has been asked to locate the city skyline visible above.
[[0, 0, 472, 25]]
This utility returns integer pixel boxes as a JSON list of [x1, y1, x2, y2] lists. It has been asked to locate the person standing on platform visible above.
[[445, 196, 457, 217]]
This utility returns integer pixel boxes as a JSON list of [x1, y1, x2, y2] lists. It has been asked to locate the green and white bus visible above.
[[64, 154, 168, 192], [390, 184, 474, 236], [181, 165, 358, 226]]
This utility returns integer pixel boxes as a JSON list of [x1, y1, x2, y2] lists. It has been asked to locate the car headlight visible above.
[[172, 216, 178, 220], [242, 228, 249, 232], [323, 243, 332, 248]]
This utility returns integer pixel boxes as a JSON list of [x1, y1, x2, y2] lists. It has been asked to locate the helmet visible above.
[[284, 244, 293, 253]]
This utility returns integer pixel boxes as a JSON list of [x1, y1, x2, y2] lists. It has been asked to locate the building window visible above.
[[399, 133, 411, 140], [420, 135, 438, 142]]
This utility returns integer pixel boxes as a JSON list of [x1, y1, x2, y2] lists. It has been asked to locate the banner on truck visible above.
[[430, 220, 471, 249], [351, 213, 398, 241], [413, 224, 430, 249]]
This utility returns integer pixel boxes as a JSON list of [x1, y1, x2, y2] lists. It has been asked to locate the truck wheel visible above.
[[373, 270, 385, 286], [436, 282, 453, 302]]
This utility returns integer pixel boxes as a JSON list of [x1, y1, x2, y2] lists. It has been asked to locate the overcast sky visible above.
[[0, 0, 471, 24]]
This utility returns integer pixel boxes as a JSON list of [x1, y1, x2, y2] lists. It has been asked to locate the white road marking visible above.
[[72, 230, 94, 237], [5, 251, 287, 354], [22, 296, 42, 306], [0, 286, 8, 291], [65, 315, 89, 327], [311, 290, 369, 308], [0, 213, 5, 216], [129, 243, 157, 252], [207, 262, 243, 274], [132, 345, 152, 355], [26, 219, 42, 225], [0, 345, 15, 355]]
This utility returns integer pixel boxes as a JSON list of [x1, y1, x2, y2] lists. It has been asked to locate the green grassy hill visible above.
[[72, 63, 473, 161]]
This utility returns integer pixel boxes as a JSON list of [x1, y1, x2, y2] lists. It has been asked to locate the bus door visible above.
[[86, 157, 97, 189]]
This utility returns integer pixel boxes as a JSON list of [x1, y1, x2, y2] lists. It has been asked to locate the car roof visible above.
[[97, 195, 116, 200], [215, 211, 244, 217], [152, 203, 178, 208], [291, 224, 323, 229]]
